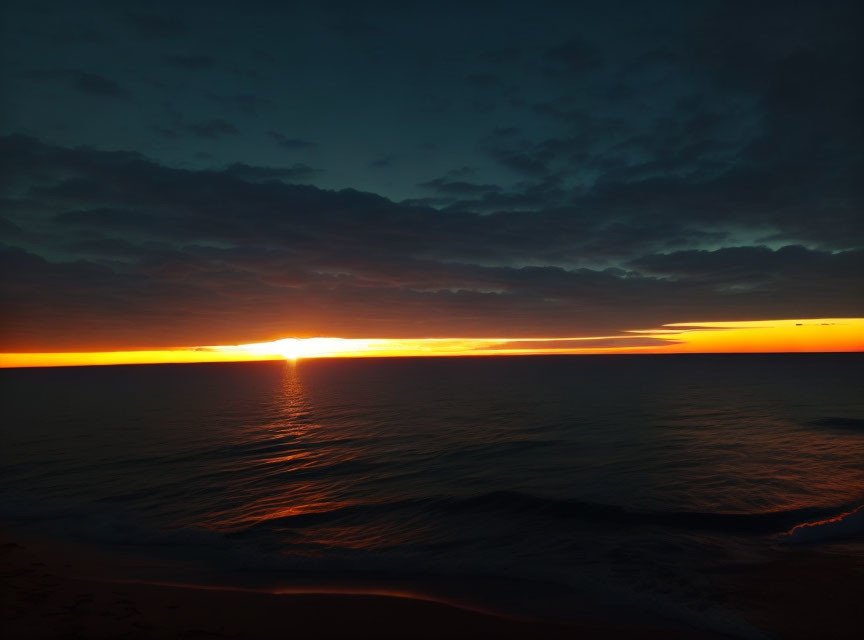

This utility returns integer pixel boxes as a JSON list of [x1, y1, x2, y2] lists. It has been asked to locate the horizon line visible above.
[[1, 349, 863, 370], [1, 317, 863, 369]]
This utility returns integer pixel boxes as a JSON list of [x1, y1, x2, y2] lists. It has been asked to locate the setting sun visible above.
[[246, 337, 368, 360], [1, 318, 861, 368]]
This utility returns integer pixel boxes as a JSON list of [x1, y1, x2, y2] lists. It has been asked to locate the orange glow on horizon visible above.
[[1, 318, 861, 368]]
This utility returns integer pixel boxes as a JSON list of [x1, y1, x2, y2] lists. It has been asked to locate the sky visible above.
[[0, 0, 862, 357]]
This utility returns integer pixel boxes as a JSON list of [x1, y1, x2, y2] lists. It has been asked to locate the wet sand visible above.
[[5, 526, 862, 639], [713, 546, 864, 640], [0, 531, 707, 640]]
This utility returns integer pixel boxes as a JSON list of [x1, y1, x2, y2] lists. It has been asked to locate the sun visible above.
[[272, 338, 308, 360], [207, 337, 375, 362], [265, 337, 363, 360]]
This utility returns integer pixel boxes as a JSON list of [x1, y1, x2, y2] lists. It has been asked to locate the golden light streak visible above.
[[640, 319, 864, 354], [236, 337, 374, 360], [0, 318, 861, 368]]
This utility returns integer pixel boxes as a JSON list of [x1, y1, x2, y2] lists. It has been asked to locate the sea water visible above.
[[1, 354, 862, 636]]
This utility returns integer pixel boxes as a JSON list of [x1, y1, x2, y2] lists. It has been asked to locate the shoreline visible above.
[[1, 529, 717, 639], [4, 521, 863, 639]]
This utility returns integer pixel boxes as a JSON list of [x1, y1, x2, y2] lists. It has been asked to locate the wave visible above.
[[245, 490, 862, 536], [7, 482, 860, 547], [780, 505, 864, 544], [804, 417, 864, 432]]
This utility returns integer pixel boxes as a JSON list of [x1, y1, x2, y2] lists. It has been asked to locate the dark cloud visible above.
[[481, 137, 554, 178], [164, 55, 216, 69], [72, 73, 129, 99], [630, 246, 864, 287], [1, 1, 861, 351], [23, 69, 130, 99], [153, 126, 179, 139], [369, 156, 394, 169], [50, 26, 107, 46], [223, 162, 319, 182], [418, 178, 501, 197], [0, 135, 860, 351], [185, 119, 239, 139], [445, 167, 476, 178], [544, 38, 603, 74], [466, 73, 502, 88], [122, 11, 188, 39], [207, 93, 271, 117], [267, 132, 317, 150]]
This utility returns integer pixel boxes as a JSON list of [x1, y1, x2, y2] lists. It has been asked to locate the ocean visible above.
[[1, 354, 862, 637]]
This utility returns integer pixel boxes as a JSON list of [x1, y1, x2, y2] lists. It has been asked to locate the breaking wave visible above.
[[780, 505, 864, 544], [245, 490, 863, 536]]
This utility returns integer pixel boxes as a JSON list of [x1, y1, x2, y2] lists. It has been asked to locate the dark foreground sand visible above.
[[2, 529, 862, 639], [0, 532, 712, 640], [712, 547, 864, 640]]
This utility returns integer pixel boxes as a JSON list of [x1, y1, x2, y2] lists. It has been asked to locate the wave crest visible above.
[[245, 490, 862, 536], [780, 505, 864, 544]]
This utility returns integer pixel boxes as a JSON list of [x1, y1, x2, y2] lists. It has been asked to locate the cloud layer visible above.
[[1, 135, 861, 351], [0, 1, 861, 351]]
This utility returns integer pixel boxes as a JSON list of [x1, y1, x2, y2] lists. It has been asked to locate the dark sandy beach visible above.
[[4, 527, 863, 639], [0, 529, 725, 640], [712, 546, 864, 640]]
